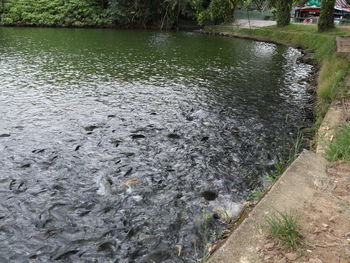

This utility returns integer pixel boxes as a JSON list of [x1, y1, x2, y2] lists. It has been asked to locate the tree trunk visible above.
[[276, 0, 292, 27], [318, 0, 335, 32]]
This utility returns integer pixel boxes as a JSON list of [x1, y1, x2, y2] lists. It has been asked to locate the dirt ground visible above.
[[257, 162, 350, 263]]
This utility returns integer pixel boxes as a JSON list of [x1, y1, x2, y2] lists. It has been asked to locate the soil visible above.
[[257, 161, 350, 263]]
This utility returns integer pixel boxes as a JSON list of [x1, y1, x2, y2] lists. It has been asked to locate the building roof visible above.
[[306, 0, 350, 8], [336, 0, 350, 8], [298, 0, 350, 12]]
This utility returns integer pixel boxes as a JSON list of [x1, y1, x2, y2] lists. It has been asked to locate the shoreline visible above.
[[197, 26, 350, 263], [196, 28, 319, 259]]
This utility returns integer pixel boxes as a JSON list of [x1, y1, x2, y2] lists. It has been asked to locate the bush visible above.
[[1, 0, 105, 26]]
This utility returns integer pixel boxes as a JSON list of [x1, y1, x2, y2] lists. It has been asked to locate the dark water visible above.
[[0, 28, 313, 262]]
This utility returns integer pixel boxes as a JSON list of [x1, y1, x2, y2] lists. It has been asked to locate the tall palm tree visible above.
[[318, 0, 335, 32]]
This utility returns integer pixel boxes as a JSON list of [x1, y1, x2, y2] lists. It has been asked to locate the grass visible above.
[[247, 187, 265, 201], [326, 124, 350, 161], [265, 210, 303, 250]]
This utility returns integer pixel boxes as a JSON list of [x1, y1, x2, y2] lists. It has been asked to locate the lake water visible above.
[[0, 28, 313, 262]]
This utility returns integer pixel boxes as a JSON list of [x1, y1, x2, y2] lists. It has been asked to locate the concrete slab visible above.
[[207, 150, 328, 263], [337, 36, 350, 54]]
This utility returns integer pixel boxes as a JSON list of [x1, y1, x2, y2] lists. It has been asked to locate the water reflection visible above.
[[0, 28, 313, 262]]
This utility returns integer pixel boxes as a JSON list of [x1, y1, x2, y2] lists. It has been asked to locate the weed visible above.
[[326, 124, 350, 161], [265, 210, 303, 250], [247, 187, 265, 201], [264, 172, 279, 183]]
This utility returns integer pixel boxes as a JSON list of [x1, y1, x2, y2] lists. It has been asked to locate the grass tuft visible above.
[[265, 211, 303, 250], [327, 124, 350, 161]]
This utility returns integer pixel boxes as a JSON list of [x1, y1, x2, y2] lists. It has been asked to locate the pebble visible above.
[[263, 254, 273, 261], [277, 258, 287, 263], [328, 216, 336, 223], [309, 258, 323, 263], [264, 242, 275, 250], [286, 252, 298, 261]]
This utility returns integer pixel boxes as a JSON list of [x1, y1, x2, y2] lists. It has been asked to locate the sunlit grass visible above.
[[317, 54, 350, 105], [327, 124, 350, 161]]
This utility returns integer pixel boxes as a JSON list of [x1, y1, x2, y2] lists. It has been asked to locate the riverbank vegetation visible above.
[[265, 211, 303, 250], [0, 0, 341, 32], [0, 0, 196, 28], [327, 124, 350, 161]]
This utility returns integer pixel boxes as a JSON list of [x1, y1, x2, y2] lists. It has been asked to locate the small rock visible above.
[[313, 227, 322, 234], [286, 252, 298, 261], [277, 258, 287, 263], [309, 258, 323, 263], [263, 255, 273, 261], [264, 242, 275, 250], [329, 216, 336, 223], [322, 223, 329, 228], [0, 134, 10, 138]]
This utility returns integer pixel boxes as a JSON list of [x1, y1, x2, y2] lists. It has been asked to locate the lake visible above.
[[0, 28, 313, 262]]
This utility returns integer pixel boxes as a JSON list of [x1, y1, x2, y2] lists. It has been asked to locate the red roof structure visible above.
[[335, 0, 350, 12], [336, 0, 350, 8]]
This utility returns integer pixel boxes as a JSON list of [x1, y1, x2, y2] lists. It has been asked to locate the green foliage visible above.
[[191, 0, 246, 25], [265, 210, 303, 249], [0, 0, 195, 28], [1, 0, 105, 26], [317, 54, 350, 103], [247, 187, 265, 201], [275, 0, 292, 27], [318, 0, 335, 32], [327, 124, 350, 161]]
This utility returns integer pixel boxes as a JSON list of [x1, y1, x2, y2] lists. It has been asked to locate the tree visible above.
[[268, 0, 293, 27], [191, 0, 246, 25], [318, 0, 335, 32], [276, 0, 292, 26]]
